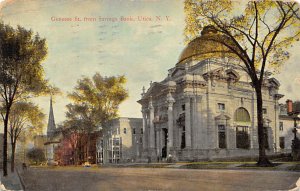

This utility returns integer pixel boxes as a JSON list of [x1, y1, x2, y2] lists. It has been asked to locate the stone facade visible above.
[[99, 117, 143, 164], [138, 27, 284, 161]]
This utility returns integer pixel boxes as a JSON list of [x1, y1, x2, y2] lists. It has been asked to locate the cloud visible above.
[[275, 41, 300, 102], [0, 0, 188, 125]]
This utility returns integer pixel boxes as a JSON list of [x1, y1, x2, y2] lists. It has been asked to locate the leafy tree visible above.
[[7, 102, 45, 172], [64, 73, 128, 163], [68, 73, 128, 124], [0, 22, 50, 176], [184, 0, 300, 166], [27, 148, 46, 165]]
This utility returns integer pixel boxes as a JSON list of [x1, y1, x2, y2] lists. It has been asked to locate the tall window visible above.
[[181, 126, 186, 149], [177, 113, 186, 149], [218, 125, 226, 149], [113, 138, 120, 146], [182, 104, 185, 111], [264, 127, 269, 149], [280, 137, 285, 149], [279, 122, 283, 131], [218, 103, 225, 111], [133, 128, 136, 135], [123, 128, 127, 134], [141, 128, 143, 134], [236, 126, 250, 149]]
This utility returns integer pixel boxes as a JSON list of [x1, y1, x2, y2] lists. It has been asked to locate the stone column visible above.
[[167, 93, 175, 154], [274, 103, 280, 152], [185, 97, 192, 148], [192, 96, 201, 148], [225, 123, 229, 149], [142, 109, 148, 150], [251, 93, 258, 149], [149, 98, 155, 149], [156, 128, 160, 159]]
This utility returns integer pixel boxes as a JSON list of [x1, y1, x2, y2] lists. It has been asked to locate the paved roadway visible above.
[[21, 167, 300, 191]]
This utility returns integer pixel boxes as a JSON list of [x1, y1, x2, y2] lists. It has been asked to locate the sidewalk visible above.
[[0, 168, 24, 191], [101, 161, 300, 172]]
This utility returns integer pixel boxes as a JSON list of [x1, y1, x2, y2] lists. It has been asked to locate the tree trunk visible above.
[[255, 86, 273, 166], [75, 149, 78, 165], [73, 149, 75, 165], [2, 112, 9, 176], [87, 133, 90, 163], [75, 141, 80, 165], [11, 142, 16, 173]]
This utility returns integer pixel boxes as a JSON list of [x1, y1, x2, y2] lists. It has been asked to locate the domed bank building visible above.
[[137, 26, 285, 161]]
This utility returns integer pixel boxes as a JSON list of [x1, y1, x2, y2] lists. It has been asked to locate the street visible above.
[[20, 167, 300, 191]]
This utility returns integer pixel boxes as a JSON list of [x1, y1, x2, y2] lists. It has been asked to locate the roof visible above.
[[44, 141, 60, 145], [215, 113, 231, 120], [279, 115, 300, 120], [47, 97, 56, 136], [177, 25, 237, 65], [137, 82, 170, 104]]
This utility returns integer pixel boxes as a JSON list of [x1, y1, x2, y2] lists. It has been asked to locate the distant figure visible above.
[[22, 163, 27, 170]]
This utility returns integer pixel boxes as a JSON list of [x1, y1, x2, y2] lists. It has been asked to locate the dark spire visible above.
[[47, 96, 56, 137]]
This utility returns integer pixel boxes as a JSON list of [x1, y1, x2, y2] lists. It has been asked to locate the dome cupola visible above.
[[177, 25, 237, 66]]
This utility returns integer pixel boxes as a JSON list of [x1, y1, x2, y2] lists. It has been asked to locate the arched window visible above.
[[234, 107, 251, 149], [234, 107, 250, 122]]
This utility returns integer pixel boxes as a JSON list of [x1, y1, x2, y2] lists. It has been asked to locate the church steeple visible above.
[[47, 96, 56, 137]]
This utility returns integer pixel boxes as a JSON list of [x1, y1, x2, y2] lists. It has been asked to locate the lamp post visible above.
[[291, 114, 300, 161], [286, 100, 300, 138], [110, 130, 113, 164]]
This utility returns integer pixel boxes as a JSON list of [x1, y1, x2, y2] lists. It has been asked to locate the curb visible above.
[[16, 168, 25, 191], [289, 177, 300, 191]]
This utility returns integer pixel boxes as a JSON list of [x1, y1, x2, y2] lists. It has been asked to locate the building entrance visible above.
[[162, 128, 168, 158]]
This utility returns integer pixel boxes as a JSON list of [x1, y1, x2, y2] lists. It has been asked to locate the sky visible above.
[[0, 0, 300, 133]]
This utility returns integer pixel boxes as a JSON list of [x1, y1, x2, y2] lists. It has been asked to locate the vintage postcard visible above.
[[0, 0, 300, 190]]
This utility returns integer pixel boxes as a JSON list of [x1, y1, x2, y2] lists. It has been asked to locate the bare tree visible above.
[[7, 102, 45, 172]]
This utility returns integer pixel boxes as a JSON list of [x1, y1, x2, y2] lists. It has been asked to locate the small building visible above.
[[278, 103, 300, 153], [78, 131, 101, 165], [54, 129, 102, 166], [98, 117, 143, 164]]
